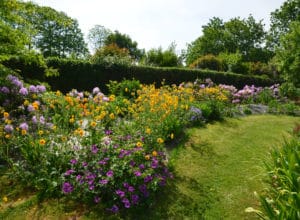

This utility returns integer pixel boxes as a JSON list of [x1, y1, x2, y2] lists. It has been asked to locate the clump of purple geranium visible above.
[[61, 131, 172, 212]]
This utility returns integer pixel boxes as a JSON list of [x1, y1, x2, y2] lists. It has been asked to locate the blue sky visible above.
[[26, 0, 286, 52]]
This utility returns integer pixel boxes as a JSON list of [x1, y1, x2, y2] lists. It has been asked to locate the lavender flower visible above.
[[4, 125, 14, 133], [39, 116, 45, 124], [92, 87, 100, 94], [19, 122, 29, 131], [0, 87, 10, 94], [32, 116, 38, 124], [27, 105, 35, 112], [29, 85, 37, 93], [19, 87, 28, 96], [36, 85, 46, 93], [70, 159, 77, 164], [99, 179, 108, 185]]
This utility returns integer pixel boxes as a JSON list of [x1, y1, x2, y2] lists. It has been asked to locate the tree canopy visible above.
[[185, 15, 268, 65]]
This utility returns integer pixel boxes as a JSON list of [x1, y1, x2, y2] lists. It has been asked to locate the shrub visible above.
[[189, 54, 225, 71]]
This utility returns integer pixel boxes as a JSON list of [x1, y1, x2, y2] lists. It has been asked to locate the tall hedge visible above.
[[2, 57, 275, 93]]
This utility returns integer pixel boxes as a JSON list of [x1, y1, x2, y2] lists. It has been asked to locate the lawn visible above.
[[1, 114, 298, 219]]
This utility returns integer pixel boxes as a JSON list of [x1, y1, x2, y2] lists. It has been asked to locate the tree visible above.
[[30, 5, 88, 58], [0, 0, 30, 55], [142, 43, 181, 67], [268, 0, 300, 50], [105, 30, 144, 61], [185, 15, 268, 65], [87, 25, 111, 52], [275, 21, 300, 87]]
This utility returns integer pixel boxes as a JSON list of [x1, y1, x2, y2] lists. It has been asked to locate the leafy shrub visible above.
[[107, 79, 141, 99], [189, 54, 225, 71], [258, 137, 300, 219]]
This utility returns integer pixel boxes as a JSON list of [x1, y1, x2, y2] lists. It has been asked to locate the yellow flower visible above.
[[125, 87, 128, 92], [145, 155, 150, 160], [145, 128, 151, 134], [2, 196, 8, 203], [90, 121, 97, 128], [23, 100, 29, 106], [170, 133, 174, 139], [5, 134, 10, 139], [157, 138, 164, 144], [21, 129, 27, 135], [69, 117, 75, 123], [109, 95, 115, 102], [3, 112, 9, 118], [136, 141, 143, 147], [38, 130, 44, 135], [109, 113, 115, 120], [152, 151, 158, 157], [39, 139, 46, 145]]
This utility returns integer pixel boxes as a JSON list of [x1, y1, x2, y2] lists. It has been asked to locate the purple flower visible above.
[[122, 198, 131, 208], [94, 196, 100, 203], [76, 175, 82, 181], [123, 182, 129, 188], [106, 170, 114, 177], [102, 97, 109, 102], [139, 164, 145, 170], [144, 175, 153, 183], [139, 184, 149, 197], [19, 122, 29, 131], [36, 85, 46, 93], [39, 116, 45, 124], [19, 87, 28, 96], [4, 125, 14, 133], [29, 85, 37, 93], [64, 169, 75, 176], [0, 87, 10, 94], [70, 159, 77, 164], [27, 105, 35, 112], [134, 170, 142, 177], [62, 182, 73, 194], [115, 189, 125, 198], [89, 185, 95, 190], [128, 186, 135, 192], [105, 130, 113, 135], [109, 205, 119, 213], [91, 145, 98, 154], [99, 179, 108, 185], [129, 160, 136, 167], [131, 194, 139, 204], [32, 116, 38, 124], [151, 159, 159, 169], [82, 162, 88, 167]]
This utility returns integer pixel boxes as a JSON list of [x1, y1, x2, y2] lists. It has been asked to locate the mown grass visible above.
[[0, 115, 299, 219]]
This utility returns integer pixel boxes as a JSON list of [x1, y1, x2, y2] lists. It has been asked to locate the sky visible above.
[[25, 0, 286, 52]]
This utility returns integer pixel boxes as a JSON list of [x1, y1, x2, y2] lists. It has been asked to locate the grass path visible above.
[[0, 115, 299, 219], [164, 115, 299, 219]]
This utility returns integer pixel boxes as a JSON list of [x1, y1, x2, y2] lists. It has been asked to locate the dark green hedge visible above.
[[2, 57, 276, 93]]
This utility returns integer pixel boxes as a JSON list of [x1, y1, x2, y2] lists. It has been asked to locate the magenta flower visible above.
[[134, 170, 142, 177], [99, 179, 108, 185], [115, 189, 125, 198], [94, 196, 100, 203], [106, 170, 114, 177], [131, 194, 139, 204], [64, 169, 75, 176], [70, 159, 77, 164], [109, 205, 119, 213], [91, 145, 98, 154], [62, 182, 73, 194]]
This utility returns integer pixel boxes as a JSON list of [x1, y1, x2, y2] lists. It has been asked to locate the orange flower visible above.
[[39, 139, 46, 145], [3, 112, 9, 118]]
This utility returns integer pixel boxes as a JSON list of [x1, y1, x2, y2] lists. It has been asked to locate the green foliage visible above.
[[90, 43, 133, 66], [275, 21, 300, 87], [279, 82, 299, 99], [105, 30, 144, 61], [258, 137, 300, 220], [186, 15, 268, 65], [268, 0, 300, 50], [44, 58, 275, 93], [142, 43, 181, 67], [189, 54, 225, 71], [106, 79, 141, 99]]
